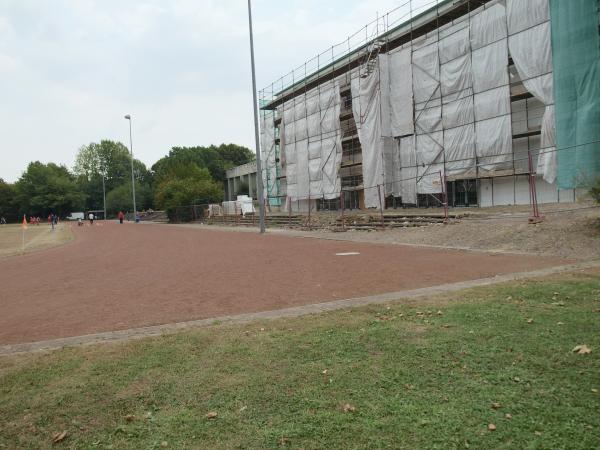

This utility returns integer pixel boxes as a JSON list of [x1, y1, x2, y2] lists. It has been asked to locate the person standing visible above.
[[50, 213, 55, 230], [118, 211, 125, 224], [88, 212, 94, 225]]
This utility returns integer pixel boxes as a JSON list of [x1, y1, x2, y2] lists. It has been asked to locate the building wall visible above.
[[258, 0, 588, 211], [224, 161, 258, 201]]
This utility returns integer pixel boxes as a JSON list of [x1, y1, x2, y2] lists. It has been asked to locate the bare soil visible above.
[[0, 222, 568, 345], [282, 204, 600, 260]]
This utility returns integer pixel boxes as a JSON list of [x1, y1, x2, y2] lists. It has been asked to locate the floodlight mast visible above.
[[247, 0, 266, 234], [124, 114, 137, 222]]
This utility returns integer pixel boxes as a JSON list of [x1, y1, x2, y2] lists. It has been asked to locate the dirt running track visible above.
[[0, 222, 568, 345]]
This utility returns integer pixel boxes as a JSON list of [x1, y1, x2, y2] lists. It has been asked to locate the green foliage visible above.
[[152, 144, 254, 185], [0, 178, 17, 220], [15, 162, 86, 217], [106, 182, 153, 216], [74, 140, 152, 211], [154, 165, 223, 220]]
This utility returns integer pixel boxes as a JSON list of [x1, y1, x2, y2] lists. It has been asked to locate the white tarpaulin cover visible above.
[[281, 81, 342, 201], [399, 136, 417, 203], [476, 115, 513, 171], [506, 0, 549, 35], [507, 0, 556, 182], [260, 113, 277, 200], [470, 1, 512, 170], [278, 0, 559, 209], [416, 132, 444, 194], [412, 37, 440, 106], [470, 2, 508, 50], [352, 56, 387, 208], [388, 47, 414, 137], [445, 123, 476, 177]]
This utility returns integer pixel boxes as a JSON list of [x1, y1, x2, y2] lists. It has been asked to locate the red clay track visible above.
[[0, 222, 567, 345]]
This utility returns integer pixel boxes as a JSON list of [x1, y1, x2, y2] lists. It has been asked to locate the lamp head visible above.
[[124, 114, 131, 120]]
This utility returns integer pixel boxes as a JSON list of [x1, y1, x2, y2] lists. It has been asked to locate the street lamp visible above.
[[247, 0, 266, 234], [124, 114, 137, 222], [101, 174, 106, 220]]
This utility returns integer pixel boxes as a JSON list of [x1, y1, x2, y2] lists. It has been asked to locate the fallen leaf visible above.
[[527, 319, 534, 324], [573, 345, 592, 354], [342, 403, 356, 413], [239, 406, 247, 412], [205, 411, 218, 419], [437, 310, 443, 316], [52, 431, 68, 443], [144, 412, 152, 419], [505, 413, 512, 419], [160, 441, 168, 448], [322, 369, 328, 374], [591, 389, 598, 394], [125, 414, 135, 422], [488, 423, 496, 431], [491, 402, 501, 409], [260, 328, 265, 332], [557, 322, 565, 326], [534, 431, 542, 436]]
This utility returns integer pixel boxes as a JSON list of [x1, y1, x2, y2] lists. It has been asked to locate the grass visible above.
[[0, 223, 72, 257], [1, 270, 599, 449]]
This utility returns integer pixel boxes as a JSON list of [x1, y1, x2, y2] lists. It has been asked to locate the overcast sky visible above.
[[0, 0, 430, 182]]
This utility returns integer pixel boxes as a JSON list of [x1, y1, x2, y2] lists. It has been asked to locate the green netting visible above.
[[551, 0, 600, 189]]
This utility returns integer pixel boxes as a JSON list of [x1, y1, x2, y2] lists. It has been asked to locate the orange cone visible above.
[[21, 214, 28, 229]]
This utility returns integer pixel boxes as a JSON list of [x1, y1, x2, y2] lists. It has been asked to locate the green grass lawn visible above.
[[1, 270, 599, 449], [0, 223, 72, 257]]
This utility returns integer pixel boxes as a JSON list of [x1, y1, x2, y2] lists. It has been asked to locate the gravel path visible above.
[[0, 222, 568, 345]]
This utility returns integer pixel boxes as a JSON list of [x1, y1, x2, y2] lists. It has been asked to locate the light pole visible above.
[[124, 114, 137, 221], [247, 0, 266, 234], [102, 174, 107, 220]]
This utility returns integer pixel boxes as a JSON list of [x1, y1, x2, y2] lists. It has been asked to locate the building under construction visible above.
[[256, 0, 600, 212]]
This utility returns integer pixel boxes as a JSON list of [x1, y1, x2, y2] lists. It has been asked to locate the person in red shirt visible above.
[[118, 211, 125, 224]]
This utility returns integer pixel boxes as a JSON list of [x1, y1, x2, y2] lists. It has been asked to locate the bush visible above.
[[154, 166, 223, 221]]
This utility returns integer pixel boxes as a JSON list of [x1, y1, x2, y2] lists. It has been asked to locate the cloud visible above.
[[0, 0, 432, 182]]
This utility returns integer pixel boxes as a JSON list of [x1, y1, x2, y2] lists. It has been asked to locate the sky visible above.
[[0, 0, 431, 182]]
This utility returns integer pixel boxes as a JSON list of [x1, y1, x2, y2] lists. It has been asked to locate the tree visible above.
[[0, 178, 17, 221], [105, 182, 153, 216], [154, 165, 223, 220], [15, 162, 86, 217], [152, 144, 255, 185], [73, 140, 152, 211]]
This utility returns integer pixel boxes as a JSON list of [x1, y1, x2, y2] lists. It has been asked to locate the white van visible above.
[[66, 212, 85, 221]]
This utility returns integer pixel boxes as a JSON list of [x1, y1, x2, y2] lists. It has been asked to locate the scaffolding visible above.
[[258, 0, 599, 219]]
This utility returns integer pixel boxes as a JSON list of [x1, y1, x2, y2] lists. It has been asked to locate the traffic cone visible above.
[[21, 214, 28, 229]]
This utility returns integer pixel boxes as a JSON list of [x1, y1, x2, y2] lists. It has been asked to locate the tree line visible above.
[[0, 141, 255, 222]]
